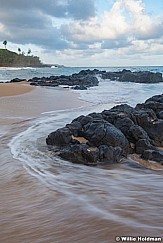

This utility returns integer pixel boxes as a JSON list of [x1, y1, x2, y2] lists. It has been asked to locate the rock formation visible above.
[[46, 94, 163, 166]]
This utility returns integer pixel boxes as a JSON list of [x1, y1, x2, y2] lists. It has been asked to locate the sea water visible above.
[[1, 66, 163, 107]]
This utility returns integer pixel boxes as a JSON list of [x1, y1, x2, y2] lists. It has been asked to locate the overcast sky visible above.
[[0, 0, 162, 66]]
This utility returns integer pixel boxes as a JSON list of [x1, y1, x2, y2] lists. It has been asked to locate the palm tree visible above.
[[3, 40, 7, 49], [18, 48, 21, 54], [27, 48, 31, 55]]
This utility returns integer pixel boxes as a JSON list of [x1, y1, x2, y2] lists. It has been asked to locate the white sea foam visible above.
[[51, 66, 58, 68], [0, 67, 36, 70], [73, 77, 163, 107]]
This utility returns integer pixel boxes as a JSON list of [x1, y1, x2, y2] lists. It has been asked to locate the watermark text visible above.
[[115, 236, 162, 242]]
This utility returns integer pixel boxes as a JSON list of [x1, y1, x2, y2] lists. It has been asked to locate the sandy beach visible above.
[[0, 82, 34, 97]]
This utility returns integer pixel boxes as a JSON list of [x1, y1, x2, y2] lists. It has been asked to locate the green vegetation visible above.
[[0, 48, 43, 67]]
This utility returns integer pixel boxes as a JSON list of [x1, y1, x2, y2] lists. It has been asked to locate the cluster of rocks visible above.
[[9, 69, 163, 89], [46, 94, 163, 166], [101, 69, 163, 83], [28, 70, 99, 90]]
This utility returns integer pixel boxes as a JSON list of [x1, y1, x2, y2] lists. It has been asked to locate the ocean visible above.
[[1, 66, 163, 107], [0, 66, 163, 242]]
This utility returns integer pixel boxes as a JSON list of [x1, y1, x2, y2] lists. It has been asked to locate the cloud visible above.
[[0, 0, 95, 20], [61, 1, 129, 43], [101, 39, 132, 49], [67, 0, 95, 19], [0, 0, 96, 50], [61, 0, 163, 48], [123, 0, 163, 40]]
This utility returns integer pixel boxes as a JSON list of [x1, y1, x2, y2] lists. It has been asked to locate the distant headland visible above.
[[0, 41, 64, 68]]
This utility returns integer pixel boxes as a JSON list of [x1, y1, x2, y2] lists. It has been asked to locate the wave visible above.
[[51, 66, 58, 68], [72, 77, 163, 107], [0, 67, 36, 71]]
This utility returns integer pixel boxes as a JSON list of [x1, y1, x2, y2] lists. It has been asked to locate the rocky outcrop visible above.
[[46, 94, 163, 166], [9, 69, 162, 90], [28, 71, 99, 90], [29, 69, 162, 88], [101, 69, 163, 83], [10, 78, 27, 82]]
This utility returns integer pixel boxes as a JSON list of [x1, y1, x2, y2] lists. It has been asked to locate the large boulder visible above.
[[46, 127, 73, 146], [66, 121, 83, 137], [114, 117, 134, 136], [128, 125, 150, 142], [83, 120, 129, 155]]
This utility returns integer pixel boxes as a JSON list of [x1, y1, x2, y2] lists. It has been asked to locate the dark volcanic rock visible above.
[[10, 69, 162, 91], [136, 94, 163, 117], [99, 145, 122, 163], [59, 144, 99, 165], [142, 120, 163, 146], [46, 127, 73, 146], [141, 150, 163, 164], [114, 117, 134, 136], [72, 85, 87, 90], [28, 71, 99, 89], [10, 78, 26, 82], [119, 71, 162, 83], [135, 139, 155, 154], [101, 69, 162, 83], [83, 120, 129, 155], [46, 92, 163, 166], [145, 94, 163, 103], [129, 125, 150, 142]]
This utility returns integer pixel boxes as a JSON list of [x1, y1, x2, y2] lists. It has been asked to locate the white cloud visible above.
[[30, 0, 163, 66], [62, 0, 163, 44], [62, 1, 129, 42], [124, 0, 163, 39]]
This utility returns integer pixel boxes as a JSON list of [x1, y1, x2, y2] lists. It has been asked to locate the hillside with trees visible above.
[[0, 49, 43, 67], [0, 40, 44, 67]]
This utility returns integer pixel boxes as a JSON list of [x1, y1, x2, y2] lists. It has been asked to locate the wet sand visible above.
[[0, 84, 89, 118], [0, 86, 93, 243], [0, 86, 163, 242]]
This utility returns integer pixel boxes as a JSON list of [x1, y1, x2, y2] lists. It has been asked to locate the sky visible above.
[[0, 0, 162, 67]]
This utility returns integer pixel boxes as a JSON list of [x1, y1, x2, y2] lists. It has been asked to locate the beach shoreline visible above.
[[0, 84, 93, 243], [0, 83, 90, 119]]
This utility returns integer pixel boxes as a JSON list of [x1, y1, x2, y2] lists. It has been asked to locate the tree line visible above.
[[2, 40, 32, 56]]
